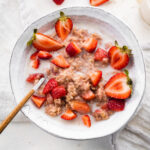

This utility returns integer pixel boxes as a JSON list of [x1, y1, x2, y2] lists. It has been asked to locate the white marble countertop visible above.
[[0, 0, 150, 150]]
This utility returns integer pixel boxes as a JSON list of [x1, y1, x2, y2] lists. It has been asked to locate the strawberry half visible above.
[[30, 51, 39, 60], [108, 41, 132, 70], [27, 29, 63, 51], [66, 42, 81, 57], [51, 55, 70, 68], [43, 78, 58, 94], [104, 70, 132, 99], [82, 115, 91, 127], [38, 51, 52, 59], [90, 70, 102, 87], [26, 73, 44, 83], [70, 101, 91, 114], [51, 86, 66, 99], [108, 99, 125, 111], [61, 109, 77, 120], [55, 11, 73, 41], [83, 37, 98, 53], [82, 90, 96, 101], [94, 48, 108, 61], [31, 58, 40, 69], [31, 95, 46, 108], [90, 0, 109, 6]]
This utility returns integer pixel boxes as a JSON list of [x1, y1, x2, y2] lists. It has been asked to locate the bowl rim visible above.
[[9, 6, 146, 140]]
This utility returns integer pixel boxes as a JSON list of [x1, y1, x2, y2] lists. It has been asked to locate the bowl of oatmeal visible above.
[[10, 7, 145, 139]]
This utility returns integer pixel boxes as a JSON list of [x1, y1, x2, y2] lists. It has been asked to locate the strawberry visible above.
[[82, 115, 91, 127], [30, 51, 38, 60], [94, 48, 108, 61], [66, 42, 81, 57], [55, 11, 73, 41], [26, 73, 44, 83], [83, 37, 98, 53], [53, 0, 64, 5], [101, 103, 109, 110], [90, 0, 109, 6], [104, 70, 132, 99], [31, 95, 46, 108], [82, 90, 96, 101], [70, 101, 91, 114], [108, 41, 132, 70], [108, 99, 125, 111], [43, 78, 58, 94], [38, 51, 52, 59], [51, 55, 70, 68], [61, 109, 77, 120], [90, 70, 102, 87], [31, 58, 40, 69], [51, 86, 66, 99], [27, 29, 63, 51]]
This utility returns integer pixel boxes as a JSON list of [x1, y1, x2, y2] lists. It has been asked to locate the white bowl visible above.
[[10, 7, 145, 140]]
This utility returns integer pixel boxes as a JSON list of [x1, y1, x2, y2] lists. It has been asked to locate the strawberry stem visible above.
[[59, 11, 68, 21], [124, 69, 132, 91], [27, 29, 37, 46]]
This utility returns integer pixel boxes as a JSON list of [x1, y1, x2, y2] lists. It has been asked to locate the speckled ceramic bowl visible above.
[[9, 7, 145, 140]]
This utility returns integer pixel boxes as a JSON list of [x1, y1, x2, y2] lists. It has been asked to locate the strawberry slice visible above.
[[43, 78, 58, 94], [31, 58, 40, 69], [30, 51, 38, 60], [83, 37, 98, 53], [27, 29, 63, 51], [55, 11, 73, 41], [82, 115, 91, 127], [82, 90, 96, 101], [51, 86, 66, 99], [26, 73, 44, 83], [51, 55, 70, 68], [38, 51, 52, 59], [104, 70, 132, 99], [66, 42, 81, 57], [90, 0, 109, 6], [70, 101, 91, 114], [108, 41, 131, 70], [94, 48, 108, 61], [53, 0, 64, 5], [108, 99, 125, 111], [61, 109, 77, 120], [31, 95, 46, 108], [90, 71, 102, 87]]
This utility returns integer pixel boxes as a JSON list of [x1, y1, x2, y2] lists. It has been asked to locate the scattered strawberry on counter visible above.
[[53, 0, 64, 5], [90, 0, 109, 6]]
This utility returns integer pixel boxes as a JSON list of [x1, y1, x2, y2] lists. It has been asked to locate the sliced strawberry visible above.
[[104, 70, 132, 99], [51, 55, 70, 68], [90, 0, 109, 6], [43, 78, 58, 94], [94, 48, 108, 61], [32, 58, 40, 69], [82, 115, 91, 127], [55, 11, 73, 41], [90, 71, 102, 87], [108, 41, 131, 70], [82, 90, 96, 101], [70, 101, 91, 114], [108, 99, 125, 111], [31, 95, 46, 108], [30, 51, 38, 60], [61, 109, 77, 120], [27, 29, 63, 51], [101, 103, 109, 110], [53, 0, 64, 5], [66, 42, 81, 57], [38, 51, 52, 59], [51, 86, 66, 99], [83, 37, 98, 53], [26, 73, 44, 83]]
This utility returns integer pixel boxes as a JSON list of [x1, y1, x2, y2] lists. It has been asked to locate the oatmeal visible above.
[[26, 12, 133, 127]]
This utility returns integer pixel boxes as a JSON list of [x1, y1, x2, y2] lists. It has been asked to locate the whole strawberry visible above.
[[53, 0, 64, 5]]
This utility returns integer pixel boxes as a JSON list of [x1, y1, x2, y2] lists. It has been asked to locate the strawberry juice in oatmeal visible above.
[[25, 12, 132, 127]]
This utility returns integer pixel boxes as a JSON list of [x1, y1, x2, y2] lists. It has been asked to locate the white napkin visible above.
[[0, 0, 150, 149]]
